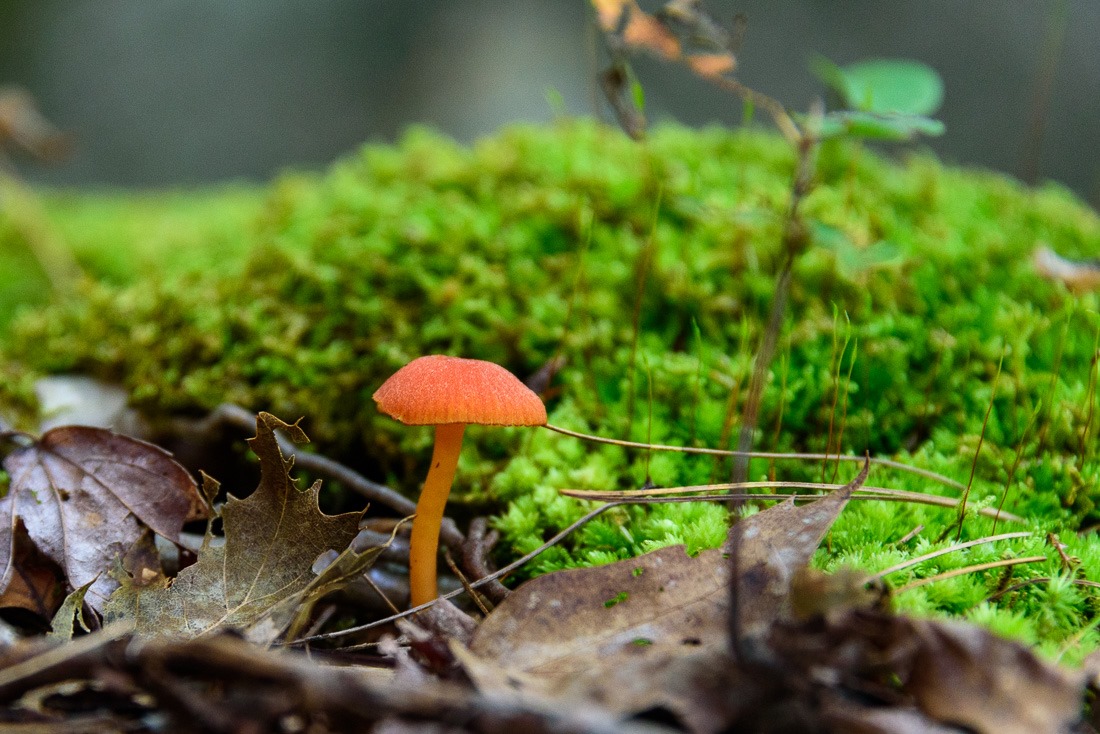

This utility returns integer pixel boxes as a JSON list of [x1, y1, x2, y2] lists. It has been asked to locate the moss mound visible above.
[[2, 121, 1100, 655]]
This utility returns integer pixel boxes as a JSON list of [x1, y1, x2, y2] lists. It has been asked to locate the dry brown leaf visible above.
[[907, 619, 1082, 734], [592, 0, 736, 78], [103, 413, 369, 641], [462, 464, 867, 731], [767, 606, 1085, 734], [0, 427, 204, 610], [46, 579, 94, 642], [0, 87, 71, 161], [622, 12, 681, 60], [686, 53, 736, 78], [592, 0, 630, 31], [0, 522, 65, 620]]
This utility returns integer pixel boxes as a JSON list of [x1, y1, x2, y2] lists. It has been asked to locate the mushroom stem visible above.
[[408, 423, 466, 607]]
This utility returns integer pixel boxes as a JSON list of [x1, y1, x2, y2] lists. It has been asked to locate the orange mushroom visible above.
[[373, 355, 546, 607]]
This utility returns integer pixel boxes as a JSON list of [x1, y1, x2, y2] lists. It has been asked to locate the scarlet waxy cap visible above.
[[373, 355, 547, 427]]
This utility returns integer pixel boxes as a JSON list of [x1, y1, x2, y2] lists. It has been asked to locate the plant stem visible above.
[[731, 130, 818, 485], [409, 423, 465, 607]]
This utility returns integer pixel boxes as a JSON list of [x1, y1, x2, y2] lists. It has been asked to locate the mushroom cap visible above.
[[373, 355, 547, 427]]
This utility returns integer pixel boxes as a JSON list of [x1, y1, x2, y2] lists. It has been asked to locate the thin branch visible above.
[[866, 532, 1032, 582], [732, 123, 818, 486], [542, 423, 965, 491], [984, 576, 1100, 604], [955, 352, 1003, 541], [558, 485, 1024, 524], [894, 556, 1047, 594], [708, 76, 801, 144]]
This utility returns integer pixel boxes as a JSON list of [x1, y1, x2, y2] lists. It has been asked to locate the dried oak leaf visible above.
[[0, 427, 204, 611], [462, 464, 867, 733], [103, 413, 368, 641]]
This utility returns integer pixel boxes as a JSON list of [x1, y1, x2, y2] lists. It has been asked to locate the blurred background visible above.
[[0, 0, 1097, 205]]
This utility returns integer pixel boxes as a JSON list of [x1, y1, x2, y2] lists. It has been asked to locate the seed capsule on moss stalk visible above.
[[372, 355, 546, 607]]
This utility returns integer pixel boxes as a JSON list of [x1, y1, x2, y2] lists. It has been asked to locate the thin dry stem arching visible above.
[[867, 531, 1032, 582], [625, 191, 662, 436], [894, 555, 1047, 594], [542, 423, 966, 491], [993, 404, 1041, 534], [705, 75, 801, 144], [558, 483, 1024, 524], [954, 351, 1004, 541], [985, 576, 1100, 604]]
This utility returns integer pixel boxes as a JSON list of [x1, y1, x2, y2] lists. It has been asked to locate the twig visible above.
[[0, 620, 133, 695], [866, 532, 1032, 582], [444, 549, 492, 616], [894, 525, 924, 545], [955, 351, 1003, 541], [462, 517, 511, 604], [362, 573, 402, 616], [984, 576, 1100, 604], [992, 404, 1040, 534], [542, 423, 966, 491], [894, 556, 1047, 594], [732, 122, 819, 486], [558, 482, 1024, 523]]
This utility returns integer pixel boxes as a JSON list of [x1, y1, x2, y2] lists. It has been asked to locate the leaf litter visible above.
[[0, 425, 205, 611], [0, 419, 1095, 731], [103, 412, 384, 643]]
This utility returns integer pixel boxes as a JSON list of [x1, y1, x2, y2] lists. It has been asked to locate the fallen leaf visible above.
[[592, 0, 630, 32], [462, 464, 868, 731], [734, 459, 866, 639], [592, 1, 740, 141], [768, 607, 1084, 734], [0, 427, 203, 610], [103, 413, 366, 641], [1033, 245, 1100, 292], [46, 579, 94, 643], [907, 618, 1082, 734], [0, 87, 71, 161], [0, 522, 65, 620], [247, 538, 388, 645], [686, 53, 736, 79], [621, 11, 680, 60], [592, 0, 736, 77]]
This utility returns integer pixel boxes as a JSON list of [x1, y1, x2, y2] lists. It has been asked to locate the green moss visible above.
[[1, 120, 1099, 653], [0, 185, 264, 329]]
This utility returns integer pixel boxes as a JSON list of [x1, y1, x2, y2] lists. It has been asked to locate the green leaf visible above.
[[818, 110, 945, 142], [810, 55, 850, 101], [813, 56, 944, 116]]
